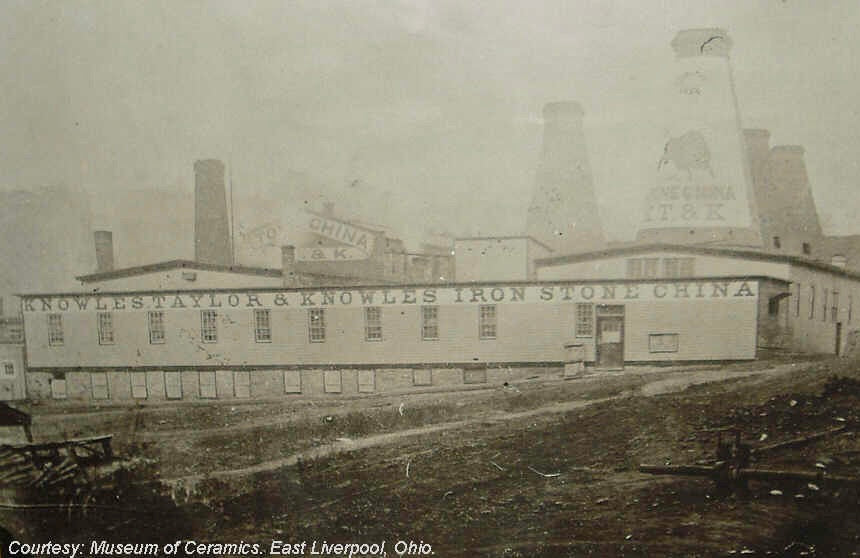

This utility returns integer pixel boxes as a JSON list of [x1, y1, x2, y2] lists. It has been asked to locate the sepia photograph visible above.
[[2, 1, 860, 556]]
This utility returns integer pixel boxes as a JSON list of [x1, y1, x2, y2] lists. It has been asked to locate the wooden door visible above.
[[596, 316, 624, 369]]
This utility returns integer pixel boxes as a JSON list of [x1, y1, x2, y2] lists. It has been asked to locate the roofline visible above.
[[454, 235, 555, 253], [535, 242, 860, 280], [16, 275, 784, 299], [76, 260, 283, 282]]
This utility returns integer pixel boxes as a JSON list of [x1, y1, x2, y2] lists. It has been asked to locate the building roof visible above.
[[536, 242, 860, 281], [454, 235, 555, 253], [76, 259, 283, 282]]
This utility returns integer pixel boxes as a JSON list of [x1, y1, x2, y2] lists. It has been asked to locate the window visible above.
[[809, 286, 815, 319], [164, 371, 182, 399], [48, 314, 64, 346], [308, 309, 326, 343], [663, 258, 680, 278], [773, 236, 781, 249], [421, 306, 439, 340], [479, 305, 497, 339], [3, 362, 14, 376], [50, 378, 67, 399], [794, 283, 801, 317], [323, 369, 342, 393], [6, 322, 23, 343], [253, 309, 272, 343], [131, 372, 147, 399], [643, 258, 659, 278], [832, 291, 839, 323], [364, 307, 383, 341], [199, 371, 216, 398], [413, 369, 433, 386], [201, 310, 218, 343], [284, 370, 302, 393], [148, 311, 165, 344], [464, 369, 488, 384], [234, 371, 250, 398], [626, 258, 643, 279], [649, 333, 679, 353], [575, 303, 594, 337], [802, 242, 811, 255], [91, 373, 109, 400], [357, 370, 375, 393], [97, 313, 114, 345], [679, 258, 695, 277], [823, 289, 828, 323]]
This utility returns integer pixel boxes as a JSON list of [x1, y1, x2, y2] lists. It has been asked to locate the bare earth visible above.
[[15, 355, 860, 557]]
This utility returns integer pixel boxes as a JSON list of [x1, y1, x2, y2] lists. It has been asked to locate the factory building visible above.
[[12, 28, 860, 404]]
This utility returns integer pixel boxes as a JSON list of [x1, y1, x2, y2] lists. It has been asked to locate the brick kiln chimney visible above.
[[93, 230, 114, 273], [763, 145, 823, 256], [636, 29, 762, 248], [194, 159, 232, 266], [526, 101, 605, 254]]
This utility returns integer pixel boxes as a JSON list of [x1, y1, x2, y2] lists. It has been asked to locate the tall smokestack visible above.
[[94, 230, 114, 273], [526, 101, 605, 254], [194, 159, 232, 266], [636, 28, 761, 247], [763, 145, 823, 255]]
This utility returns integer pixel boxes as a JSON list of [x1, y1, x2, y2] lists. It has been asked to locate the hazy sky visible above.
[[3, 0, 860, 245]]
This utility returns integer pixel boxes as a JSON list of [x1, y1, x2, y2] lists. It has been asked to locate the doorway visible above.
[[596, 305, 625, 369]]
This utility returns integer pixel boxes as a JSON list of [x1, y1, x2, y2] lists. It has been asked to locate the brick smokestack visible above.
[[94, 230, 114, 273], [526, 101, 605, 254], [194, 159, 232, 266], [763, 145, 823, 255]]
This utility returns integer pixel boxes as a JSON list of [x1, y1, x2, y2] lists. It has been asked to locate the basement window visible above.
[[50, 378, 67, 399], [649, 333, 679, 353]]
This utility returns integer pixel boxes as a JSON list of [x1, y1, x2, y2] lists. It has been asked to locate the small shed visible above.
[[0, 403, 31, 444]]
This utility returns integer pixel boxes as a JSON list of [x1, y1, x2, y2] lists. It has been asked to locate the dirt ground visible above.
[[10, 355, 860, 557]]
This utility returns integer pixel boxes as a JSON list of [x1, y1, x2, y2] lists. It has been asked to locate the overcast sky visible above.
[[2, 0, 860, 245]]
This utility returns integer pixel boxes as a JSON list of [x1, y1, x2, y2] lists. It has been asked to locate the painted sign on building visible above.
[[21, 280, 758, 314], [295, 246, 369, 261], [304, 212, 376, 253], [640, 30, 755, 231]]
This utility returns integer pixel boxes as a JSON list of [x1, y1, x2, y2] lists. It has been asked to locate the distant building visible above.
[[453, 236, 552, 282]]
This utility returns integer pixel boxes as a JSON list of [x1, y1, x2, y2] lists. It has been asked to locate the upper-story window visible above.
[[809, 286, 816, 320], [628, 257, 693, 279], [253, 309, 272, 343], [421, 306, 439, 340], [479, 305, 497, 340], [575, 303, 594, 337], [201, 310, 218, 343], [794, 283, 801, 317], [47, 314, 64, 346], [364, 307, 383, 342], [308, 309, 326, 343], [626, 259, 642, 279], [148, 311, 165, 344], [97, 312, 115, 345], [832, 291, 839, 324]]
